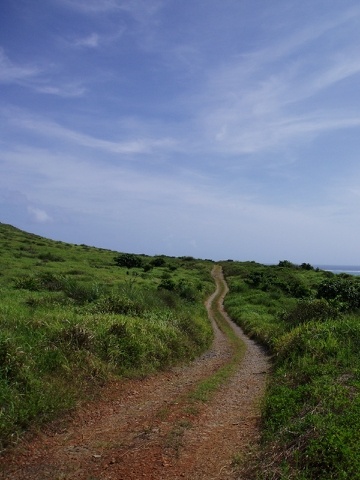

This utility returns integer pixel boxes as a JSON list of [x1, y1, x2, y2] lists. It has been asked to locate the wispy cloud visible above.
[[202, 111, 360, 156], [0, 48, 40, 83], [56, 0, 164, 18], [0, 48, 85, 97], [311, 52, 360, 93], [0, 145, 223, 213], [27, 206, 53, 223], [73, 33, 100, 48], [55, 0, 124, 13], [2, 107, 176, 155], [248, 5, 360, 67], [33, 82, 86, 97], [1, 137, 359, 262], [64, 29, 126, 50], [187, 10, 360, 158]]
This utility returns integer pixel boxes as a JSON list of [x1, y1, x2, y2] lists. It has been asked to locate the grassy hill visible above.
[[3, 223, 360, 478], [0, 222, 214, 449], [221, 260, 360, 479]]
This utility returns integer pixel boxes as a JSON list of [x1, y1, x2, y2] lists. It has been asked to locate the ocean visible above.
[[315, 265, 360, 276]]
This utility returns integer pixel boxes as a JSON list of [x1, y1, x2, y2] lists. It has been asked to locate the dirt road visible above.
[[0, 266, 269, 479]]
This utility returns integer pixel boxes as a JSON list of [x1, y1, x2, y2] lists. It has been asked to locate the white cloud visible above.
[[55, 0, 123, 13], [188, 37, 360, 157], [247, 5, 360, 68], [33, 83, 86, 97], [2, 108, 176, 155], [0, 48, 40, 83], [73, 33, 100, 48], [55, 0, 163, 18], [0, 48, 85, 97], [312, 52, 360, 92], [27, 206, 53, 223]]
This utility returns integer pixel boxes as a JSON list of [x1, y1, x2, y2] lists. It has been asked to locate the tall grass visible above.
[[0, 223, 213, 450], [222, 260, 360, 479]]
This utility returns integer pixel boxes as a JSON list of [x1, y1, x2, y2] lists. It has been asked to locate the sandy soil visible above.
[[0, 266, 269, 480]]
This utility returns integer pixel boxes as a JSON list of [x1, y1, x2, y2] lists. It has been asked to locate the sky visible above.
[[1, 0, 360, 264]]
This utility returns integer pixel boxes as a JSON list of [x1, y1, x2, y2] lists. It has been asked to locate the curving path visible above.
[[0, 266, 269, 480]]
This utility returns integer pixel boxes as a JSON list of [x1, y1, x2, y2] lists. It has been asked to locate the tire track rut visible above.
[[0, 266, 269, 480]]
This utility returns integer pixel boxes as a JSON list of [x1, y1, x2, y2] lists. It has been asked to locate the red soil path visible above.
[[0, 266, 269, 480]]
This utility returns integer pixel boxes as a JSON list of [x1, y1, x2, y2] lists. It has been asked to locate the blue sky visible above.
[[1, 0, 360, 263]]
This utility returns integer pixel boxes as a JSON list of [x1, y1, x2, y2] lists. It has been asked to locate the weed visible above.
[[165, 420, 192, 456]]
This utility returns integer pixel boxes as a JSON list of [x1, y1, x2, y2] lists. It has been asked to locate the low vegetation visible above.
[[0, 223, 214, 450], [222, 260, 360, 479], [3, 222, 360, 479]]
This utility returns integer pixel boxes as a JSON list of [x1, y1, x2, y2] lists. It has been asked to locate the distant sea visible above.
[[315, 265, 360, 276]]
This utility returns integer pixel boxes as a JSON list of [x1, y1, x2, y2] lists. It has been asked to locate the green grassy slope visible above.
[[0, 223, 214, 449], [222, 260, 360, 479]]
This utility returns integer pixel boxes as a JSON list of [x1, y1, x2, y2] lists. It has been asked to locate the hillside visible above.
[[221, 260, 360, 478], [0, 222, 214, 449], [3, 223, 360, 478]]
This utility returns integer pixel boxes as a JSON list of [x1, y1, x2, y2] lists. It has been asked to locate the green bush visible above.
[[280, 298, 339, 327], [92, 293, 144, 315], [150, 257, 166, 267], [38, 252, 64, 262], [317, 277, 360, 311], [114, 253, 143, 269]]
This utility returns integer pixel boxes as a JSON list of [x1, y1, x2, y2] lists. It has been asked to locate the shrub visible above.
[[278, 260, 297, 268], [158, 278, 176, 292], [38, 252, 64, 262], [114, 253, 143, 269], [317, 277, 360, 311], [92, 294, 144, 315], [300, 262, 314, 270], [150, 257, 166, 267], [280, 298, 339, 327]]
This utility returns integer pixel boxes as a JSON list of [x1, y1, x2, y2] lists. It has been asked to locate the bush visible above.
[[280, 298, 339, 327], [114, 253, 143, 269], [38, 252, 64, 262], [92, 294, 144, 315], [158, 278, 176, 292], [317, 278, 360, 311], [150, 257, 166, 267]]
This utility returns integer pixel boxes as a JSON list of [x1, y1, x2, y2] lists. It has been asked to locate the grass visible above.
[[0, 222, 214, 450], [222, 260, 360, 479], [165, 419, 193, 456], [5, 224, 360, 478]]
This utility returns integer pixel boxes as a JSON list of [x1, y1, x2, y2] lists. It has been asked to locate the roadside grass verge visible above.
[[222, 260, 360, 479]]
